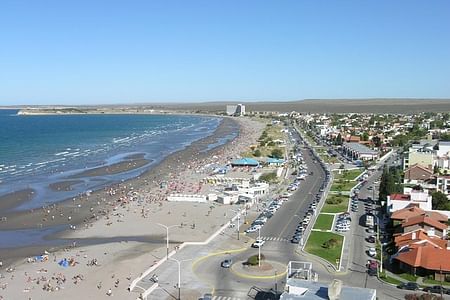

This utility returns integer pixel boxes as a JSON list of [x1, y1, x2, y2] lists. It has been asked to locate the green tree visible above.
[[253, 149, 262, 157], [271, 148, 284, 159], [431, 191, 450, 210]]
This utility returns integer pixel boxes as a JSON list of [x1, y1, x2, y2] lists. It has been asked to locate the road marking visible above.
[[277, 165, 323, 239]]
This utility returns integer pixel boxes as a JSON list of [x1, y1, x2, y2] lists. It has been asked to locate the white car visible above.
[[252, 239, 265, 248], [368, 247, 376, 257], [245, 225, 261, 233]]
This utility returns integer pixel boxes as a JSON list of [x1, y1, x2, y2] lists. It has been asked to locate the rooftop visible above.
[[402, 215, 448, 230], [342, 142, 378, 155], [395, 243, 450, 272], [280, 279, 376, 300]]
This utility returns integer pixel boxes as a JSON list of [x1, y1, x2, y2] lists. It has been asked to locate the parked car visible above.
[[221, 259, 232, 268], [245, 226, 259, 233], [366, 235, 376, 243], [203, 293, 213, 300], [397, 282, 419, 291], [422, 285, 450, 294], [291, 236, 301, 244], [252, 239, 265, 248]]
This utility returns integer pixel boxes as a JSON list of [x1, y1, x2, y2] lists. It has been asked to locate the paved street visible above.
[[143, 133, 450, 300]]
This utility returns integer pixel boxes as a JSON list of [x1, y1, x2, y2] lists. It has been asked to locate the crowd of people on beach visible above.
[[0, 118, 265, 299]]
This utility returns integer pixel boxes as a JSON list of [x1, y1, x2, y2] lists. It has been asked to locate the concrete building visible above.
[[226, 104, 246, 116], [386, 190, 432, 213], [403, 143, 435, 170], [280, 262, 376, 300], [341, 142, 378, 161], [436, 175, 450, 197]]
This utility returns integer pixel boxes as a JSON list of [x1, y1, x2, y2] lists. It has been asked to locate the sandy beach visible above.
[[0, 116, 265, 300]]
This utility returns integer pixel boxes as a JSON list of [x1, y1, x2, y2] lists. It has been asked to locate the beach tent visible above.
[[231, 158, 259, 167], [58, 258, 69, 268]]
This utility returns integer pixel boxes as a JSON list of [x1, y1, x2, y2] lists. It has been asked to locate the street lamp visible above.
[[156, 223, 179, 260], [170, 257, 192, 300], [274, 270, 278, 292], [229, 208, 241, 240], [258, 226, 262, 267]]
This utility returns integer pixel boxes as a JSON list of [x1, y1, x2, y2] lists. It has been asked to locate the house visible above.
[[403, 164, 434, 185], [394, 243, 450, 279], [436, 175, 450, 197], [401, 214, 448, 238], [394, 229, 448, 250], [391, 205, 448, 224], [386, 190, 433, 213]]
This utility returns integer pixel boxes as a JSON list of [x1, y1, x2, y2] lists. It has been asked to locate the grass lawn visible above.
[[333, 169, 363, 181], [322, 194, 349, 213], [313, 214, 334, 230], [305, 231, 344, 266], [397, 273, 419, 282], [424, 278, 450, 287], [331, 180, 358, 192], [381, 275, 403, 286]]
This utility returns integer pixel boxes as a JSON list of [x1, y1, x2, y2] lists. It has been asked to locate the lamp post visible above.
[[258, 226, 261, 267], [274, 270, 278, 292], [156, 223, 179, 260], [170, 257, 192, 300], [229, 208, 241, 240]]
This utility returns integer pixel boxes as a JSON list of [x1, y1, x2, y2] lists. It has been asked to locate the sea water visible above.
[[0, 109, 227, 211]]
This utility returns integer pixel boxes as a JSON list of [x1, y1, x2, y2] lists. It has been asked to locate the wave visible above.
[[55, 151, 70, 156]]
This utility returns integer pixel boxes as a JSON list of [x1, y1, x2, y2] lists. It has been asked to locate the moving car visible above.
[[221, 259, 232, 268], [397, 282, 419, 291], [203, 293, 213, 300], [252, 239, 265, 248]]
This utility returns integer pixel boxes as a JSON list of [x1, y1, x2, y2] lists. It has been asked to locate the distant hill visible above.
[[161, 98, 450, 114], [7, 98, 450, 115]]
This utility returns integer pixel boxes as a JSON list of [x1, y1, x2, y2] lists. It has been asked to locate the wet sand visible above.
[[69, 158, 151, 178], [49, 180, 84, 192], [0, 188, 35, 212]]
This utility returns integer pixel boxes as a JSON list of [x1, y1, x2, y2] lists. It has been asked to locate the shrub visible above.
[[322, 238, 339, 249], [271, 148, 284, 159], [259, 172, 278, 183], [253, 149, 262, 157], [247, 254, 265, 266], [326, 196, 344, 205]]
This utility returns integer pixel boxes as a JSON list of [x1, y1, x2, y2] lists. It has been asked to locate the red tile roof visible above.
[[390, 194, 410, 201], [394, 230, 448, 249], [402, 215, 448, 231], [391, 206, 424, 221], [391, 205, 448, 223], [395, 244, 450, 272]]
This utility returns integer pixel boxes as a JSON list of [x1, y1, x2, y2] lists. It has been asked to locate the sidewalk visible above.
[[142, 226, 253, 300]]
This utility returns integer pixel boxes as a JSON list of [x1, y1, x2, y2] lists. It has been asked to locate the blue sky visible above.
[[0, 0, 449, 105]]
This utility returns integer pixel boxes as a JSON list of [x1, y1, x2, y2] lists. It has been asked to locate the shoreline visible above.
[[0, 116, 265, 300], [0, 115, 239, 233]]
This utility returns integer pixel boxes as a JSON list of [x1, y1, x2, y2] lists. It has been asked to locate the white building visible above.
[[386, 190, 432, 214], [226, 104, 246, 116]]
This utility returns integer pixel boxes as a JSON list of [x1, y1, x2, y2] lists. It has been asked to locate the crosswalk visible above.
[[259, 236, 290, 242], [211, 296, 243, 300]]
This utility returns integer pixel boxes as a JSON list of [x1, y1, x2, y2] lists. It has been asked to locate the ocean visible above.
[[0, 110, 226, 211]]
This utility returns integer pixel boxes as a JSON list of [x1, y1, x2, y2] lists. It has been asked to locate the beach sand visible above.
[[0, 188, 35, 212], [0, 116, 265, 300]]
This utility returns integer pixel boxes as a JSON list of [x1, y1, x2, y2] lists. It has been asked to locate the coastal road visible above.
[[193, 131, 329, 299]]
